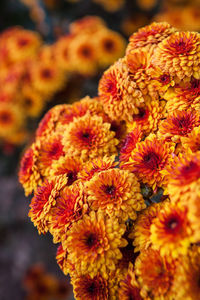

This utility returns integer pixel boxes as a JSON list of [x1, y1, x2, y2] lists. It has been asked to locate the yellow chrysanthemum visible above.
[[135, 248, 175, 299], [171, 247, 200, 299], [20, 85, 44, 117], [98, 58, 143, 122], [53, 35, 74, 71], [94, 29, 126, 67], [181, 126, 200, 153], [126, 22, 176, 53], [62, 114, 119, 161], [65, 210, 127, 278], [129, 201, 166, 252], [150, 202, 193, 258], [122, 134, 174, 190], [152, 31, 200, 80], [85, 168, 145, 221]]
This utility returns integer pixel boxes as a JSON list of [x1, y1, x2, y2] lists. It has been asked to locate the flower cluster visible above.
[[20, 22, 200, 299], [0, 16, 125, 149]]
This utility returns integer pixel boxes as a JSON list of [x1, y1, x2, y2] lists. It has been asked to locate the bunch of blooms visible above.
[[19, 22, 200, 299], [0, 17, 125, 148]]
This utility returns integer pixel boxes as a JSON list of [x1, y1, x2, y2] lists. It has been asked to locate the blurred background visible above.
[[0, 0, 199, 299]]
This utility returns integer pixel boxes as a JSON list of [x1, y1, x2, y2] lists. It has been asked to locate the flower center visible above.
[[103, 184, 116, 196], [143, 151, 160, 169], [0, 111, 12, 124], [85, 233, 99, 249], [104, 39, 114, 51], [67, 171, 77, 185], [41, 69, 52, 79]]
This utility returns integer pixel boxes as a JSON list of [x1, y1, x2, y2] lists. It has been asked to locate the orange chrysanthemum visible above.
[[19, 143, 42, 196], [0, 103, 24, 138], [62, 114, 118, 161], [20, 85, 44, 117], [71, 273, 110, 300], [68, 34, 98, 76], [49, 182, 88, 243], [129, 201, 166, 252], [95, 29, 126, 67], [122, 134, 174, 190], [152, 31, 200, 80], [69, 16, 105, 34], [126, 22, 176, 53], [31, 61, 66, 96], [118, 263, 143, 300], [158, 109, 200, 143], [163, 151, 200, 203], [29, 175, 67, 234], [164, 78, 200, 112], [172, 247, 200, 299], [181, 126, 200, 153], [86, 168, 145, 221], [65, 211, 127, 278], [135, 248, 175, 299], [37, 133, 65, 178], [53, 35, 74, 71], [150, 202, 193, 258], [98, 58, 143, 122], [120, 127, 143, 164], [126, 96, 166, 135], [50, 155, 83, 185], [78, 155, 117, 182]]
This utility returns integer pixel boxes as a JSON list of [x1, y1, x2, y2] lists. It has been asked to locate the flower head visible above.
[[98, 58, 143, 122], [62, 114, 118, 161], [153, 31, 200, 80], [86, 168, 145, 221]]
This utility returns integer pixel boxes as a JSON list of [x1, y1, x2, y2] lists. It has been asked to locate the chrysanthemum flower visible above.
[[68, 34, 98, 76], [98, 58, 143, 122], [38, 45, 54, 64], [152, 31, 200, 80], [150, 202, 193, 258], [126, 96, 166, 135], [6, 28, 41, 62], [171, 247, 200, 299], [69, 16, 105, 34], [135, 248, 175, 299], [71, 273, 110, 300], [31, 61, 66, 96], [158, 109, 200, 143], [65, 211, 127, 278], [19, 142, 42, 196], [21, 85, 44, 117], [94, 29, 126, 67], [37, 133, 66, 178], [56, 244, 75, 276], [0, 103, 24, 138], [50, 156, 83, 185], [36, 104, 71, 139], [181, 126, 200, 153], [62, 114, 118, 161], [78, 155, 117, 182], [118, 263, 143, 300], [122, 134, 174, 190], [53, 35, 74, 71], [129, 201, 166, 252], [49, 182, 88, 243], [126, 22, 176, 53], [120, 127, 143, 164], [86, 168, 145, 221], [29, 175, 67, 234], [163, 151, 200, 204], [165, 78, 200, 113]]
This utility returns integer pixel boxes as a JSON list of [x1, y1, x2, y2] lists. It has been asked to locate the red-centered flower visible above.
[[126, 22, 176, 53], [120, 127, 143, 164], [152, 31, 200, 80], [49, 182, 87, 243], [151, 202, 193, 258], [158, 109, 200, 143], [122, 134, 174, 190], [98, 58, 143, 122]]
